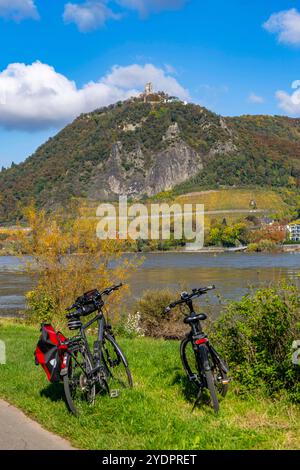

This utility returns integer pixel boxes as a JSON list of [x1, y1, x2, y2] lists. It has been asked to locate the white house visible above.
[[287, 221, 300, 242]]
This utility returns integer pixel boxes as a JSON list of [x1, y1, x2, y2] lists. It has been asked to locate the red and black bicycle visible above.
[[165, 286, 230, 413]]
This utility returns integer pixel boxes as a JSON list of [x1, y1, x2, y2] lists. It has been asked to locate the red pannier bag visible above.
[[34, 323, 68, 383]]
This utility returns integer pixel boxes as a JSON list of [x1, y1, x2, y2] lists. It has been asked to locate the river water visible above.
[[0, 253, 299, 317]]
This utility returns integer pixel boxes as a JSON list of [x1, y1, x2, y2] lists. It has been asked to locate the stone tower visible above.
[[145, 82, 153, 95]]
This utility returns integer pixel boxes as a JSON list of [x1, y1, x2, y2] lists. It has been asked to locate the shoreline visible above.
[[1, 244, 300, 257]]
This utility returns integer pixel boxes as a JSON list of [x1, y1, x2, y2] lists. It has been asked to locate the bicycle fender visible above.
[[105, 333, 130, 368], [197, 344, 211, 372]]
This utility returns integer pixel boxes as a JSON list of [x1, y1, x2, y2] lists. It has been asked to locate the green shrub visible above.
[[212, 283, 300, 401], [136, 289, 188, 339], [247, 239, 279, 252]]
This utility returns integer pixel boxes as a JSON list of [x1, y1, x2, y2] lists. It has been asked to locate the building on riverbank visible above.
[[287, 221, 300, 242]]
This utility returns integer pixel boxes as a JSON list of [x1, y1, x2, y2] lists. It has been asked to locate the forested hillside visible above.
[[1, 96, 300, 222]]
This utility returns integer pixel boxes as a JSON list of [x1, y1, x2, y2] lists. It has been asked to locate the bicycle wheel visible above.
[[181, 337, 221, 413], [180, 336, 201, 387], [102, 334, 133, 389], [210, 354, 229, 398], [63, 348, 96, 416]]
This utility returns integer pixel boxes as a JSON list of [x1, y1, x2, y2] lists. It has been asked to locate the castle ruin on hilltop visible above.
[[139, 83, 184, 105]]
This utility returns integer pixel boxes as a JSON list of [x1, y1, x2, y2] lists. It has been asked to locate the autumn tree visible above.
[[20, 204, 139, 326]]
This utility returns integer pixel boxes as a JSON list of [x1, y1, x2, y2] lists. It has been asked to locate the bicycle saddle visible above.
[[184, 313, 207, 324]]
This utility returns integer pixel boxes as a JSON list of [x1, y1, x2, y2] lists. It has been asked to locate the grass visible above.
[[0, 321, 299, 450]]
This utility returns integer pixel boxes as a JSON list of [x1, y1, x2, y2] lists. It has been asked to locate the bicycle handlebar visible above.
[[66, 283, 123, 314], [99, 283, 123, 297], [165, 286, 215, 312]]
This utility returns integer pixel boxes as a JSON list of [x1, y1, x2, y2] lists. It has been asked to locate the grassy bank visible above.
[[0, 322, 299, 450]]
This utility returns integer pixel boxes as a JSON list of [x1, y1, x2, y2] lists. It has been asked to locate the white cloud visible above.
[[263, 8, 300, 45], [63, 1, 121, 32], [248, 93, 264, 104], [0, 61, 189, 131], [0, 0, 39, 21], [292, 80, 300, 89], [276, 81, 300, 115], [117, 0, 187, 16], [63, 0, 188, 31], [164, 63, 177, 75]]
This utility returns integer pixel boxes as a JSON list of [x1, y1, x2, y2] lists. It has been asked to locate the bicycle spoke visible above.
[[63, 350, 96, 415]]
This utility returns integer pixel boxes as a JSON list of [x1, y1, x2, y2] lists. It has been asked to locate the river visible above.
[[0, 253, 299, 317]]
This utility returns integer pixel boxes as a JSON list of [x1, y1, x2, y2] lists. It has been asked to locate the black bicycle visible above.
[[165, 286, 229, 413], [62, 283, 133, 415]]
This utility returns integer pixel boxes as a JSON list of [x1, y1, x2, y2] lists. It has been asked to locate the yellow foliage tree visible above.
[[20, 204, 140, 326]]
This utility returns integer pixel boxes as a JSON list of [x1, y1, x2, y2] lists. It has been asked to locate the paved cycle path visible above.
[[0, 399, 74, 450]]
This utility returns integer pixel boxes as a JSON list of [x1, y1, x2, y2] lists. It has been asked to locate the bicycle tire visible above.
[[181, 337, 223, 412], [63, 349, 96, 416], [205, 369, 220, 414], [102, 334, 133, 389], [180, 336, 200, 386]]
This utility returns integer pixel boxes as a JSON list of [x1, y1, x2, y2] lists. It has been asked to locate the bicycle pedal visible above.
[[221, 379, 231, 385], [189, 374, 199, 382], [110, 389, 120, 398]]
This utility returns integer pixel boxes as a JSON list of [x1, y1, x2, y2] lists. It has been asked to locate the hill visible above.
[[1, 95, 300, 222]]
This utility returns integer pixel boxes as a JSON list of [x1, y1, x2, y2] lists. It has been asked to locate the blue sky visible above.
[[0, 0, 300, 167]]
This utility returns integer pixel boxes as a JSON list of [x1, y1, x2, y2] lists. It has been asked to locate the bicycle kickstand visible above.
[[192, 387, 203, 412]]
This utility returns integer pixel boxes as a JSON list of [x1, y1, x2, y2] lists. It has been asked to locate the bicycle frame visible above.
[[64, 309, 109, 380]]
